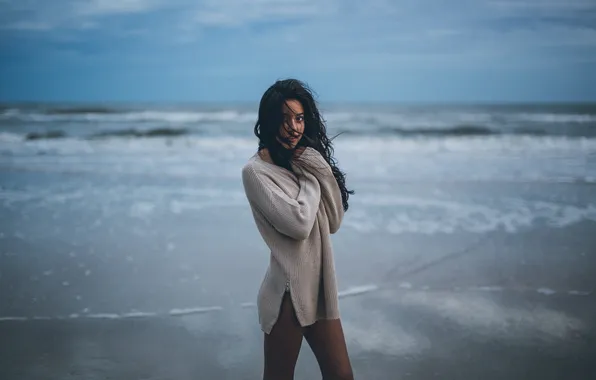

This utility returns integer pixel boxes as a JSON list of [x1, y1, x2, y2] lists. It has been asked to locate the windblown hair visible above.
[[254, 78, 353, 212]]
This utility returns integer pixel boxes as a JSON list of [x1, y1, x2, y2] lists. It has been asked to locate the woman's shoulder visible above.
[[242, 152, 273, 180], [242, 154, 261, 175]]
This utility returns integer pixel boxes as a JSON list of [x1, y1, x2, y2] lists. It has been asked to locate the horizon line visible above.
[[1, 100, 596, 106]]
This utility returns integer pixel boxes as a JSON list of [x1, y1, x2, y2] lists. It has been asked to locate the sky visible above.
[[0, 0, 595, 103]]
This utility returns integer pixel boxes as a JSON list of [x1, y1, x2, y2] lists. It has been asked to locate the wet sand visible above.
[[1, 222, 595, 380], [0, 290, 594, 380]]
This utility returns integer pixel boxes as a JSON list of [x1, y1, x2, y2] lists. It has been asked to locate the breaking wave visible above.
[[90, 128, 190, 139], [337, 125, 548, 137]]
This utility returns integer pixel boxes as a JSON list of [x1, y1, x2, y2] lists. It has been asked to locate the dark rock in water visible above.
[[25, 131, 67, 140]]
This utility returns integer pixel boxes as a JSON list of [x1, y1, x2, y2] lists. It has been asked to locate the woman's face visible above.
[[279, 99, 305, 149]]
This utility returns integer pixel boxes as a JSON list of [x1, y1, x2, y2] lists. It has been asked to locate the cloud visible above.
[[193, 0, 332, 27], [485, 0, 596, 27], [0, 0, 165, 31], [0, 0, 594, 72], [487, 0, 596, 11], [6, 21, 54, 31], [0, 0, 593, 102], [75, 0, 162, 16]]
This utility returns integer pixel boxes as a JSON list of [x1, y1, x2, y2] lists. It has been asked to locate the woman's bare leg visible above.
[[263, 292, 304, 380], [304, 318, 354, 380]]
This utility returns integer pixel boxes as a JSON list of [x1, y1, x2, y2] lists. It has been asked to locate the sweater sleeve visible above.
[[242, 164, 321, 240], [320, 172, 344, 234], [297, 148, 345, 234]]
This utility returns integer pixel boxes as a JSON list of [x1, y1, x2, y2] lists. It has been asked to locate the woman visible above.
[[241, 79, 355, 380]]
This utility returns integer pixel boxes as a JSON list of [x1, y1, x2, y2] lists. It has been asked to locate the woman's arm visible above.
[[242, 164, 321, 240], [321, 174, 344, 234], [296, 148, 344, 234]]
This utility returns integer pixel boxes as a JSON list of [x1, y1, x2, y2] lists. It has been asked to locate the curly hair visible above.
[[253, 78, 353, 212]]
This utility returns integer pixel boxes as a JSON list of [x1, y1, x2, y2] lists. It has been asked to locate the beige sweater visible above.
[[241, 147, 345, 334]]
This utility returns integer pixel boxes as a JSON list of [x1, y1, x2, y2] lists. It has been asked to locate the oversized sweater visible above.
[[241, 147, 345, 334]]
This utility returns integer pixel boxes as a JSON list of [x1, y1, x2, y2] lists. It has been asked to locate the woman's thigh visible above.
[[263, 292, 304, 380], [304, 318, 354, 380]]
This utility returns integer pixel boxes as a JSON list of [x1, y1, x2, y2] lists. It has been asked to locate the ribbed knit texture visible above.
[[241, 147, 344, 334]]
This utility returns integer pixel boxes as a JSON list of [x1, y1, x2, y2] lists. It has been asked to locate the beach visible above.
[[1, 103, 595, 379]]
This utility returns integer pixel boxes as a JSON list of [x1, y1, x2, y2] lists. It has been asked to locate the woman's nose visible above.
[[291, 120, 302, 133]]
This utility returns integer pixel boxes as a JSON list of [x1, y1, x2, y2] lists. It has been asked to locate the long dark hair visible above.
[[254, 78, 353, 212]]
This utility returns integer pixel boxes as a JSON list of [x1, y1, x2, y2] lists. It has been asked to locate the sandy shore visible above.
[[0, 288, 594, 380], [1, 222, 595, 380]]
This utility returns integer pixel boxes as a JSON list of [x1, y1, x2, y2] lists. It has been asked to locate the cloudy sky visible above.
[[1, 0, 595, 103]]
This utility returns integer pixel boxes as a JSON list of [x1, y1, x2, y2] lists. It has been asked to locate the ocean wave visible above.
[[515, 113, 596, 123], [3, 104, 595, 126], [1, 128, 193, 141], [341, 125, 497, 137], [43, 106, 124, 115], [336, 125, 552, 137], [90, 127, 190, 139], [10, 124, 591, 141], [0, 108, 257, 124], [3, 132, 596, 154], [0, 131, 24, 143]]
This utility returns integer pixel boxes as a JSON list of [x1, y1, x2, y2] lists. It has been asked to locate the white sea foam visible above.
[[2, 133, 595, 156], [118, 110, 256, 124], [568, 290, 591, 296], [475, 286, 504, 292], [121, 311, 158, 318], [6, 110, 258, 124], [515, 113, 596, 123], [336, 135, 596, 154], [338, 284, 379, 298], [0, 304, 224, 322], [347, 196, 596, 234], [0, 131, 23, 143], [2, 133, 595, 184], [537, 288, 557, 296], [168, 306, 223, 316], [129, 202, 156, 218], [0, 316, 28, 321], [341, 209, 378, 233], [87, 313, 120, 319]]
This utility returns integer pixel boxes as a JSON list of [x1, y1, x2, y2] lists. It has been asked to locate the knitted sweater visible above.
[[241, 147, 344, 334]]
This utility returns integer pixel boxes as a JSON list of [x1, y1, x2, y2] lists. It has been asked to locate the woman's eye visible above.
[[297, 116, 304, 122]]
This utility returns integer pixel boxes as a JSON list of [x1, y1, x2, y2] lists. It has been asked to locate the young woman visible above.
[[242, 79, 355, 380]]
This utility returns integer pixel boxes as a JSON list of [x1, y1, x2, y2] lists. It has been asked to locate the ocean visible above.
[[1, 103, 595, 379]]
